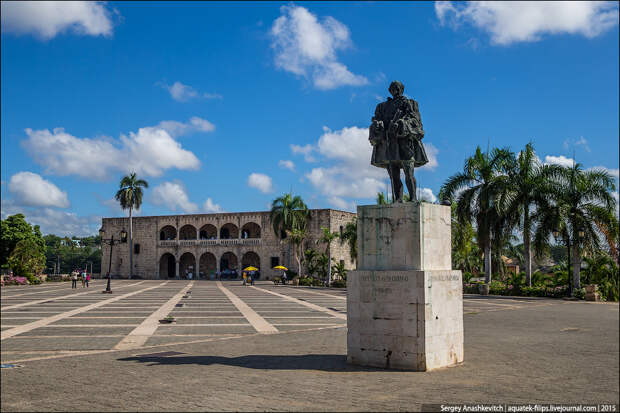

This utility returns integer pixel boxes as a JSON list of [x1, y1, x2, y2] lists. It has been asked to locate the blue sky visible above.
[[1, 1, 619, 236]]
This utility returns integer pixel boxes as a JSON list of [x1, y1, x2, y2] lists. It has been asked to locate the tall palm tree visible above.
[[115, 172, 148, 279], [533, 162, 616, 292], [497, 143, 546, 286], [440, 146, 512, 283], [318, 226, 339, 287], [339, 218, 358, 268], [270, 193, 310, 238]]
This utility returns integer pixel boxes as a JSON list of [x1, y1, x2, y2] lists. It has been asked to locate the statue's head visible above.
[[388, 81, 404, 97]]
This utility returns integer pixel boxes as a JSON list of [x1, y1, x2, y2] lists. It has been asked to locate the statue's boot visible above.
[[403, 162, 417, 201]]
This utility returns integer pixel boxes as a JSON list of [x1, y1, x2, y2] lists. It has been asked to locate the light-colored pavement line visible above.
[[1, 286, 78, 298], [113, 282, 194, 350], [280, 287, 347, 300], [1, 281, 146, 311], [217, 281, 278, 334], [1, 281, 167, 340], [252, 286, 347, 320]]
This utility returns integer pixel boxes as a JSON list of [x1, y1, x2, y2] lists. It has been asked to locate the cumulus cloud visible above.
[[1, 199, 100, 237], [8, 172, 70, 208], [290, 144, 316, 162], [151, 182, 198, 213], [278, 160, 295, 171], [417, 187, 437, 203], [203, 198, 224, 213], [563, 136, 591, 152], [157, 116, 215, 137], [22, 118, 210, 180], [248, 173, 274, 194], [544, 155, 575, 167], [270, 5, 368, 89], [160, 81, 222, 102], [435, 1, 619, 45], [1, 1, 115, 39]]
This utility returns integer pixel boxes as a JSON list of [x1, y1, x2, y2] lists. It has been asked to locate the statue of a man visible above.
[[369, 81, 428, 202]]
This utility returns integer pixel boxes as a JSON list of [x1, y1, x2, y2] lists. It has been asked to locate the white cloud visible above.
[[203, 198, 224, 213], [418, 142, 439, 171], [8, 172, 70, 208], [306, 166, 386, 199], [151, 182, 198, 213], [22, 119, 206, 180], [544, 155, 574, 167], [160, 81, 222, 102], [157, 116, 215, 137], [435, 1, 619, 45], [278, 160, 295, 171], [270, 5, 368, 90], [563, 136, 591, 152], [1, 1, 115, 39], [248, 173, 274, 194], [328, 196, 356, 212], [589, 166, 620, 179], [417, 187, 437, 203], [290, 144, 316, 162], [1, 199, 100, 237], [98, 197, 141, 216]]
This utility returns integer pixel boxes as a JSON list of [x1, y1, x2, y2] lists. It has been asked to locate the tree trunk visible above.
[[327, 245, 332, 287], [129, 206, 133, 279], [484, 243, 492, 284], [524, 206, 532, 287], [572, 242, 581, 291]]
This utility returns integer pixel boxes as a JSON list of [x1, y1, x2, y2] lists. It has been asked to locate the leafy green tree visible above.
[[303, 249, 319, 278], [286, 227, 307, 277], [1, 214, 46, 268], [317, 227, 339, 287], [377, 192, 388, 205], [9, 237, 46, 279], [440, 146, 512, 283], [339, 218, 358, 267], [449, 203, 482, 274], [533, 162, 616, 292], [115, 172, 149, 279]]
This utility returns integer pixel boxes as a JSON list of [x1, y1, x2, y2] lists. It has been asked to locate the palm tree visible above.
[[317, 226, 339, 287], [115, 172, 148, 279], [339, 218, 358, 267], [286, 227, 307, 277], [377, 192, 388, 205], [533, 162, 616, 292], [497, 143, 546, 286], [270, 193, 310, 238], [440, 146, 512, 283], [303, 249, 319, 278]]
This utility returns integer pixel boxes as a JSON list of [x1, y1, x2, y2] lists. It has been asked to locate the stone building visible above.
[[100, 209, 356, 280]]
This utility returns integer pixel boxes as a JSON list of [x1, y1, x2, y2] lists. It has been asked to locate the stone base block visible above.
[[347, 269, 464, 371]]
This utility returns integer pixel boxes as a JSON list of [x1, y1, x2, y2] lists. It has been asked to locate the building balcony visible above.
[[158, 238, 262, 248]]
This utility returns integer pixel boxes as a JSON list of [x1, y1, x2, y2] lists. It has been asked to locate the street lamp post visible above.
[[99, 227, 127, 294]]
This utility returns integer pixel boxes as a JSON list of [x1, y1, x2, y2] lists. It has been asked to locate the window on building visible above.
[[271, 257, 280, 268], [134, 244, 140, 254], [339, 225, 343, 235], [340, 259, 344, 267]]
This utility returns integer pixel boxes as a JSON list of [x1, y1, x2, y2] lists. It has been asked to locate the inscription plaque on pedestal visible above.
[[347, 202, 464, 371]]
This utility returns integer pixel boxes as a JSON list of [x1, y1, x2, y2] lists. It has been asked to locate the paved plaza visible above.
[[1, 280, 618, 411]]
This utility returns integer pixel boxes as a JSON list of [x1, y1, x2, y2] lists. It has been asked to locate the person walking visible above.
[[71, 270, 78, 289], [282, 271, 287, 285], [242, 272, 247, 286], [85, 272, 90, 288], [81, 270, 87, 288], [249, 272, 254, 286]]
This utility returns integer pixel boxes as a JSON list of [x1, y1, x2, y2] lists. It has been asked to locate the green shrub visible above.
[[331, 279, 346, 288], [462, 272, 475, 284], [573, 287, 586, 300], [285, 269, 298, 278]]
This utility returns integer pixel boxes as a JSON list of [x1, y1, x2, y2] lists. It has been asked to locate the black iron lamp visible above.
[[99, 227, 123, 294]]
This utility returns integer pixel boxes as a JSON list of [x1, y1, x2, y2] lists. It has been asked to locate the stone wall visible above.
[[101, 209, 356, 280]]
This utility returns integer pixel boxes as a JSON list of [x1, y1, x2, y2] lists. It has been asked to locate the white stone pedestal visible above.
[[347, 202, 464, 371]]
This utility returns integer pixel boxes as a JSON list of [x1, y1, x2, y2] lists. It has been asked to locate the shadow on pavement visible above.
[[117, 354, 398, 372]]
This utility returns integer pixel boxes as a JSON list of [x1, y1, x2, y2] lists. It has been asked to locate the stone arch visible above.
[[160, 225, 177, 240], [199, 224, 217, 240], [241, 222, 261, 239], [220, 251, 238, 272], [241, 251, 260, 269], [179, 224, 197, 240], [159, 253, 176, 278], [179, 252, 196, 278], [220, 223, 239, 239], [199, 252, 217, 279]]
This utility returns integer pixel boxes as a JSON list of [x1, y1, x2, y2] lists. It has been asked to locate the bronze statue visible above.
[[369, 81, 428, 202]]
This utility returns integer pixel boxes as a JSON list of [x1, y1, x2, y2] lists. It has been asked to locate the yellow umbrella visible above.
[[243, 266, 258, 272], [273, 265, 288, 270]]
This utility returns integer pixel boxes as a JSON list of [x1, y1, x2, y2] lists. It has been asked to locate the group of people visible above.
[[242, 271, 255, 286], [70, 269, 90, 289]]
